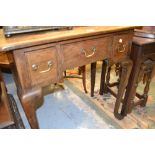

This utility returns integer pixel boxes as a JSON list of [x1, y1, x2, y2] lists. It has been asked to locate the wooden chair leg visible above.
[[64, 66, 87, 93]]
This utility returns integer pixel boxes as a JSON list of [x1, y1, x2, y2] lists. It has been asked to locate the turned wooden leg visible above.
[[99, 60, 108, 95], [91, 62, 97, 97], [19, 88, 43, 129], [80, 66, 88, 93], [114, 59, 133, 120]]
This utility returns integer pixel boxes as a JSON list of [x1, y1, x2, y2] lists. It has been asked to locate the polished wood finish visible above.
[[0, 27, 136, 128], [0, 26, 136, 52], [62, 36, 112, 69], [112, 32, 133, 62], [25, 46, 59, 86]]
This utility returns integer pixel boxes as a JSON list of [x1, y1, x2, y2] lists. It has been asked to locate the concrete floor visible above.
[[3, 72, 117, 129]]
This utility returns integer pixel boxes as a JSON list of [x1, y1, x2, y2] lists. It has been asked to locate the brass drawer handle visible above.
[[118, 44, 126, 53], [81, 47, 96, 58], [117, 38, 126, 53], [32, 60, 53, 73], [32, 64, 38, 71]]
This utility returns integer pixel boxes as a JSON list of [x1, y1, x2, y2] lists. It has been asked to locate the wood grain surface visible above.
[[0, 26, 137, 52]]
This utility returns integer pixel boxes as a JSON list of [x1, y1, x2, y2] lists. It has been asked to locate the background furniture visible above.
[[0, 26, 136, 128], [0, 53, 10, 69], [64, 66, 87, 93], [99, 27, 155, 117], [123, 28, 155, 115], [0, 69, 24, 129]]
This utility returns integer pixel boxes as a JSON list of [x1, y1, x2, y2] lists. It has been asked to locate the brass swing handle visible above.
[[117, 38, 127, 53], [32, 60, 53, 73], [81, 47, 96, 58]]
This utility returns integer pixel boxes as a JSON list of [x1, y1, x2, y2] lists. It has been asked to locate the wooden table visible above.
[[0, 26, 136, 128]]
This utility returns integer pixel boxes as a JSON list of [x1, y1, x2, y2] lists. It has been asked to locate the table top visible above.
[[0, 26, 137, 52]]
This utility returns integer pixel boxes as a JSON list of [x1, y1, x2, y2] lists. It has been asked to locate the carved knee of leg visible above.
[[21, 88, 43, 109]]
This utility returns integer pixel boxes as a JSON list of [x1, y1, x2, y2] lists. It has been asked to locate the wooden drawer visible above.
[[25, 46, 58, 86], [62, 36, 112, 70], [112, 32, 133, 62]]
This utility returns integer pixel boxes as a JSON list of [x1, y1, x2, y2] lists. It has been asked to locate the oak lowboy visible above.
[[0, 26, 136, 128]]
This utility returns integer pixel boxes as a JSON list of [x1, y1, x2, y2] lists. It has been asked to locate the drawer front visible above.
[[25, 46, 58, 86], [62, 36, 112, 70], [112, 32, 133, 62]]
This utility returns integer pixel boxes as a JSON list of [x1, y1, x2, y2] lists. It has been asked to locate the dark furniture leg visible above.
[[114, 59, 133, 119], [99, 60, 108, 95], [140, 61, 155, 107], [80, 66, 88, 93], [121, 62, 141, 115], [123, 59, 155, 115], [19, 88, 43, 129], [91, 62, 97, 97]]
